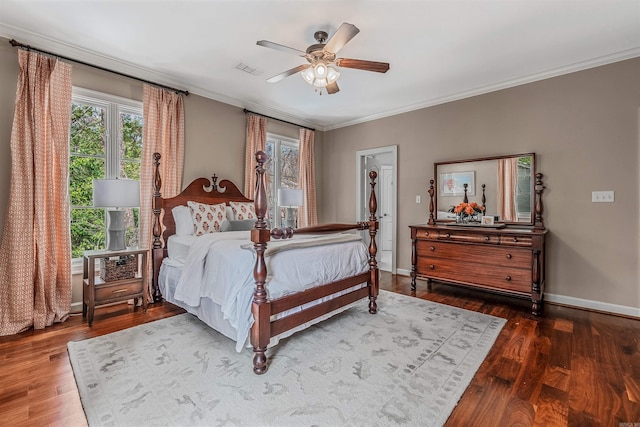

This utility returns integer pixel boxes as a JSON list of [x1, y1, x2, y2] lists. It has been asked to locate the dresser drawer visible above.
[[416, 241, 530, 269], [416, 258, 531, 294], [414, 228, 437, 240], [95, 281, 143, 302], [499, 234, 533, 247], [436, 229, 500, 244]]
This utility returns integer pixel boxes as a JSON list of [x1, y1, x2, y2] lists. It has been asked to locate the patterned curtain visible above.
[[298, 128, 317, 227], [0, 50, 73, 335], [139, 85, 185, 297], [243, 115, 267, 197], [497, 157, 518, 221]]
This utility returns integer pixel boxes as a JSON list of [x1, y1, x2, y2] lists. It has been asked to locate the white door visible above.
[[380, 165, 393, 252], [356, 146, 397, 274]]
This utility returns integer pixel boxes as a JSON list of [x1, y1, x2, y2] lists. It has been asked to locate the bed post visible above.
[[368, 170, 379, 314], [251, 150, 271, 375], [152, 152, 164, 302]]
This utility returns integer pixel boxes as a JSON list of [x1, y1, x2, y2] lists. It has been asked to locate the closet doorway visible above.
[[356, 146, 397, 273]]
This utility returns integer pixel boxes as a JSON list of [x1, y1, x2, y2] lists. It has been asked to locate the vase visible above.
[[456, 213, 470, 224]]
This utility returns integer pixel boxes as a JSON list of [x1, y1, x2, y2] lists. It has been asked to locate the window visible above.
[[516, 157, 532, 220], [265, 134, 299, 226], [69, 88, 143, 260]]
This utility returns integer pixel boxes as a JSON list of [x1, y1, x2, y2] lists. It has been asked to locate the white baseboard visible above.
[[396, 268, 411, 277], [544, 293, 640, 318], [392, 269, 639, 318], [70, 301, 83, 314]]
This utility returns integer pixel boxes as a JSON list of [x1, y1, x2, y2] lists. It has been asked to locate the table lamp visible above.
[[278, 188, 303, 229], [93, 178, 140, 251]]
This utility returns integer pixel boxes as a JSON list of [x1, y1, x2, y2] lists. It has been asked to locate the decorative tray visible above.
[[446, 223, 506, 229]]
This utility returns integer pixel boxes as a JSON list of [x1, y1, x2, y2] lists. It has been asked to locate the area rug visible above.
[[68, 290, 505, 426]]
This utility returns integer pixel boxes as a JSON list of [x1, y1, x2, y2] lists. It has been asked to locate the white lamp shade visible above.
[[278, 188, 303, 207], [93, 179, 140, 208]]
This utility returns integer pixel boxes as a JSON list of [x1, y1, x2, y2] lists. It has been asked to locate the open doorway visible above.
[[356, 146, 397, 273]]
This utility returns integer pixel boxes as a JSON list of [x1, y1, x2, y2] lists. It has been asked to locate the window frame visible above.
[[265, 133, 300, 226], [70, 87, 143, 272]]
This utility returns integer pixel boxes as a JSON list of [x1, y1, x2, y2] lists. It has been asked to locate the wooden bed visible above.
[[151, 151, 380, 374]]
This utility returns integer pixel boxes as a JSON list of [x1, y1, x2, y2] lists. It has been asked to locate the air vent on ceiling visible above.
[[235, 62, 263, 76]]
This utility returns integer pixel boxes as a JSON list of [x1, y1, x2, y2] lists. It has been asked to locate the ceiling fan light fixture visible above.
[[313, 78, 328, 88], [326, 66, 340, 84], [313, 62, 327, 78], [300, 61, 336, 92], [301, 67, 315, 84]]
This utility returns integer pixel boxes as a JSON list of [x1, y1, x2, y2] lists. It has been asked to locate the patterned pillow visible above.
[[187, 201, 227, 236], [229, 201, 257, 221]]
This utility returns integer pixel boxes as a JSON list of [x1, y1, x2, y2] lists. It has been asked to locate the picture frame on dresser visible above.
[[412, 152, 547, 316], [481, 216, 495, 225]]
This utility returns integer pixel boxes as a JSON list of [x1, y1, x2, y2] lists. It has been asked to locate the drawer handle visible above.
[[445, 233, 450, 238], [429, 264, 435, 270], [429, 246, 435, 251], [506, 253, 512, 259], [484, 236, 490, 241], [513, 237, 518, 242], [112, 289, 128, 294], [505, 275, 512, 281]]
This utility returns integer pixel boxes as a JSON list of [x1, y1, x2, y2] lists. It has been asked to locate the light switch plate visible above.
[[592, 191, 614, 202], [415, 195, 421, 203]]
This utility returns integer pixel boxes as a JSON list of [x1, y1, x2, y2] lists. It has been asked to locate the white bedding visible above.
[[160, 230, 370, 352]]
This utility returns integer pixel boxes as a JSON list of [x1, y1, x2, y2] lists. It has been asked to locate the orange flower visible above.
[[449, 201, 485, 217]]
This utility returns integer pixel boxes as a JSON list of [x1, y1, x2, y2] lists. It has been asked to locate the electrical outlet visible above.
[[416, 195, 421, 203], [592, 191, 614, 202]]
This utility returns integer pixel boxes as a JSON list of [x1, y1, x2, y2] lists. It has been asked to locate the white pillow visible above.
[[187, 201, 227, 236], [172, 205, 194, 236], [229, 201, 257, 221], [225, 206, 234, 221]]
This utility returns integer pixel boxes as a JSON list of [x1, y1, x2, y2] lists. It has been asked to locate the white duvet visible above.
[[168, 230, 370, 351]]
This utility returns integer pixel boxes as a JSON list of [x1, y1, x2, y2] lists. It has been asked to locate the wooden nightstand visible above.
[[82, 248, 148, 326]]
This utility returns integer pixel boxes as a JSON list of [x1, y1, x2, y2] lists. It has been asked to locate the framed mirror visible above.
[[434, 153, 536, 225]]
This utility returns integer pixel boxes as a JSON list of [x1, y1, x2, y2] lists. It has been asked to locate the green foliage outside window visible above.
[[69, 102, 142, 258]]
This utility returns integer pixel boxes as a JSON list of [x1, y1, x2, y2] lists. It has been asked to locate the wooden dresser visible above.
[[409, 224, 546, 315]]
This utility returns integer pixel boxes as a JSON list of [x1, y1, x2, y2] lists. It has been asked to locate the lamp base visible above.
[[284, 207, 297, 229], [106, 210, 126, 251]]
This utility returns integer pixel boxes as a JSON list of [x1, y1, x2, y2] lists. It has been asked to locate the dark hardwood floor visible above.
[[0, 272, 638, 426]]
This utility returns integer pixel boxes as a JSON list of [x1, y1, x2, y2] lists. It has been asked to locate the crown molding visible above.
[[2, 23, 637, 133], [323, 47, 640, 131]]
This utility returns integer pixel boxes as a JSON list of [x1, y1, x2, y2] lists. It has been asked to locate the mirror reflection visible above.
[[435, 153, 535, 224]]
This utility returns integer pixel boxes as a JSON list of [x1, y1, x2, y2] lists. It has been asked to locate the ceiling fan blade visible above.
[[323, 23, 360, 54], [266, 64, 311, 83], [336, 58, 390, 73], [256, 40, 306, 57], [326, 81, 340, 94]]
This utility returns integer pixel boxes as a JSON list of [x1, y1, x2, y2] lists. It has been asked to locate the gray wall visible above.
[[1, 36, 638, 312], [320, 57, 640, 311]]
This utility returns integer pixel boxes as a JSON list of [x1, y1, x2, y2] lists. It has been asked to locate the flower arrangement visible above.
[[448, 202, 485, 222]]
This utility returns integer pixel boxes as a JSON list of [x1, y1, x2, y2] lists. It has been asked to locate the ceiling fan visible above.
[[257, 23, 390, 95]]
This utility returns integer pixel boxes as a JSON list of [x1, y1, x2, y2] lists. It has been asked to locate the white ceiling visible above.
[[0, 0, 639, 130]]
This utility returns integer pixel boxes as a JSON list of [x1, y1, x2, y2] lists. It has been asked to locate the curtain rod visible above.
[[9, 39, 189, 96], [243, 109, 315, 132]]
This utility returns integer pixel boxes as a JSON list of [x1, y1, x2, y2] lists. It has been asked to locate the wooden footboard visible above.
[[250, 151, 379, 374]]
